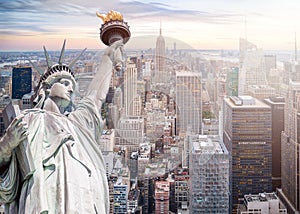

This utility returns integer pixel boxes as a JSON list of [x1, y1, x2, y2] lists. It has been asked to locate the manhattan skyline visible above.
[[1, 0, 300, 51]]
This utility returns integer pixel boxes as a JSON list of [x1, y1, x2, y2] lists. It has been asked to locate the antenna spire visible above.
[[160, 20, 162, 35]]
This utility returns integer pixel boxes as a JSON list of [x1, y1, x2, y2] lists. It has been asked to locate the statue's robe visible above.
[[0, 97, 109, 214]]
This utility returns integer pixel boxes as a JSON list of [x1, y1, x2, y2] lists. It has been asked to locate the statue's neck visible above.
[[43, 97, 65, 114]]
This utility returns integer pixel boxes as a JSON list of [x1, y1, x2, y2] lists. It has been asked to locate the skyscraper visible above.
[[154, 24, 166, 85], [264, 97, 285, 191], [124, 62, 140, 116], [189, 135, 229, 213], [176, 71, 202, 135], [238, 38, 267, 95], [278, 81, 300, 213], [223, 96, 272, 211], [12, 66, 32, 99]]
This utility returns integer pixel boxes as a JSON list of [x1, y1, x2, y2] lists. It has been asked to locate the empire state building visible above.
[[154, 25, 166, 85]]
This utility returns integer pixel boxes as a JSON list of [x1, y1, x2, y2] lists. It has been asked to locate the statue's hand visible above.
[[104, 39, 124, 62], [2, 114, 28, 154], [0, 114, 28, 163]]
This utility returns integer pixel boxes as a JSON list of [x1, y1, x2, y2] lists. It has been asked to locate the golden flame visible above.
[[96, 10, 123, 23]]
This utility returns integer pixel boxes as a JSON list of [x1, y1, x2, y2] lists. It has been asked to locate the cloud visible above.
[[116, 1, 241, 25]]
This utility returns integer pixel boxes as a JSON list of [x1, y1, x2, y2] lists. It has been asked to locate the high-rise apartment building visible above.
[[189, 135, 230, 213], [278, 81, 300, 213], [174, 168, 189, 212], [154, 181, 169, 214], [154, 25, 166, 85], [12, 66, 32, 99], [176, 71, 202, 135], [223, 96, 272, 211], [263, 97, 285, 191]]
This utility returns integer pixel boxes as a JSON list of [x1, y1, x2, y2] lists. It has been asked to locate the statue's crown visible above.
[[30, 40, 86, 87]]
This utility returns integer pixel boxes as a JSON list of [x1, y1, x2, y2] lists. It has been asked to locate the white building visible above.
[[176, 71, 202, 136], [238, 193, 287, 214], [189, 135, 230, 213]]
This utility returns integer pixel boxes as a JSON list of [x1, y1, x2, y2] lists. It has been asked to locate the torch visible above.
[[96, 10, 131, 71]]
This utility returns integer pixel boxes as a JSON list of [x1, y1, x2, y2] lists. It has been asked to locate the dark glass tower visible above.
[[12, 66, 32, 99], [223, 96, 272, 212]]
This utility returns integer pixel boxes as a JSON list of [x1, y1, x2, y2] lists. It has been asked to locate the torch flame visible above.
[[96, 10, 124, 23]]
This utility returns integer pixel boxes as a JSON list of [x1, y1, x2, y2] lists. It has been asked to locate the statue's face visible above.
[[49, 78, 74, 106]]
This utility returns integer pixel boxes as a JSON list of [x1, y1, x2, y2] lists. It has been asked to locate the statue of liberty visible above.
[[0, 39, 124, 214]]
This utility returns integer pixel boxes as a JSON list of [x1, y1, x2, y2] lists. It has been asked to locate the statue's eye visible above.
[[60, 79, 70, 86]]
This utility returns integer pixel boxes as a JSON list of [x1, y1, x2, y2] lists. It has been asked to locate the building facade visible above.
[[237, 192, 287, 214], [12, 66, 32, 99], [154, 181, 169, 214], [189, 135, 230, 213], [263, 97, 285, 191], [278, 81, 300, 213], [223, 96, 272, 211], [176, 71, 202, 135]]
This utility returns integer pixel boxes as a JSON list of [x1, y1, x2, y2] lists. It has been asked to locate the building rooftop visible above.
[[191, 135, 228, 155], [227, 96, 270, 108], [245, 192, 278, 203]]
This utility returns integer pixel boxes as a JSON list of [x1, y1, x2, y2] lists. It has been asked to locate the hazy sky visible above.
[[1, 0, 300, 51]]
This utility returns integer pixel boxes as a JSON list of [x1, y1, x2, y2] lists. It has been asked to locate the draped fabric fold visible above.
[[0, 97, 108, 214]]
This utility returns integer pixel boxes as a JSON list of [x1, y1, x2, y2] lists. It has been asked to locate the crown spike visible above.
[[59, 39, 66, 65], [69, 48, 87, 69], [43, 46, 53, 68], [28, 59, 44, 75]]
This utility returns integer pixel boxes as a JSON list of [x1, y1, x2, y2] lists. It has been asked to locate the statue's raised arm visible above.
[[86, 39, 124, 110]]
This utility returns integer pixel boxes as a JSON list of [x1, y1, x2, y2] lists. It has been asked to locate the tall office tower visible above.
[[226, 67, 239, 97], [12, 66, 32, 99], [154, 181, 169, 214], [264, 97, 285, 191], [278, 81, 300, 213], [176, 71, 202, 136], [238, 38, 267, 95], [153, 24, 166, 85], [223, 96, 272, 211], [189, 135, 230, 214], [124, 62, 140, 116], [264, 55, 276, 81]]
